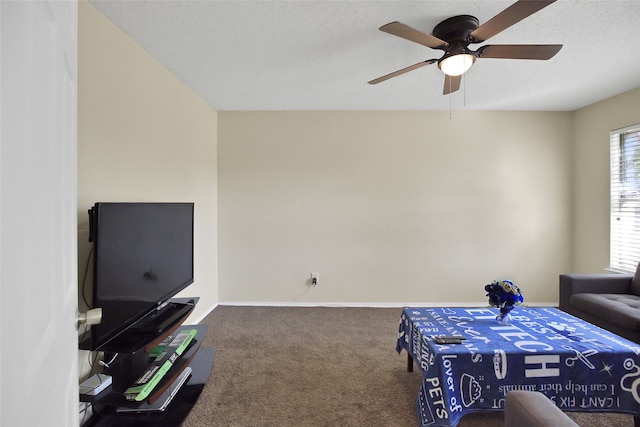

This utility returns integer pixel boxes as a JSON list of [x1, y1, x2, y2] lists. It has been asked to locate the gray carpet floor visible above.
[[182, 306, 635, 426]]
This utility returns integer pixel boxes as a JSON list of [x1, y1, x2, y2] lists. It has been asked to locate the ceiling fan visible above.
[[368, 0, 563, 94]]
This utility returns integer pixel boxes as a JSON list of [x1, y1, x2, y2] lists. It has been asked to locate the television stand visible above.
[[83, 343, 213, 426], [79, 298, 197, 354], [81, 299, 214, 427], [129, 299, 196, 335]]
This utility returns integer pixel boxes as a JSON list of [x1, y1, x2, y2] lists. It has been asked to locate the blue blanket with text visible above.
[[397, 307, 640, 426]]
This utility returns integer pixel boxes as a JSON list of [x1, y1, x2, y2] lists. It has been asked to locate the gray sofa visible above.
[[559, 263, 640, 343]]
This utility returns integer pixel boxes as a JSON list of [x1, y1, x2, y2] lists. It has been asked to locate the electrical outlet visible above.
[[311, 272, 319, 286]]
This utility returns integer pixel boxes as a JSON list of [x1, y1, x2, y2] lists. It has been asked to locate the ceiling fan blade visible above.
[[368, 59, 437, 85], [477, 44, 562, 60], [379, 22, 449, 49], [470, 0, 557, 43], [443, 75, 461, 95]]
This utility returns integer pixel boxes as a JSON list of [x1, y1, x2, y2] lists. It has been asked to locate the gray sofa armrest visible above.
[[505, 391, 578, 427], [559, 273, 632, 311]]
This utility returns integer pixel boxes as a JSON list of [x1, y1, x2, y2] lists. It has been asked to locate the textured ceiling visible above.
[[90, 0, 640, 111]]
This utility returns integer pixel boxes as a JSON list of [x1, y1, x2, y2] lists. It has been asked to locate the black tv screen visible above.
[[86, 202, 194, 351]]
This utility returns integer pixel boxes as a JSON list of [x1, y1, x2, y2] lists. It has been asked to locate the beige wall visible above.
[[571, 87, 640, 273], [218, 110, 572, 305], [77, 0, 640, 309], [78, 1, 218, 324]]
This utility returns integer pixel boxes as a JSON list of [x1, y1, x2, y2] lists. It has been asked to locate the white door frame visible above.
[[1, 1, 79, 425]]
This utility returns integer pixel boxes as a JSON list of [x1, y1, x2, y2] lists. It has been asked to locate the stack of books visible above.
[[124, 328, 197, 402]]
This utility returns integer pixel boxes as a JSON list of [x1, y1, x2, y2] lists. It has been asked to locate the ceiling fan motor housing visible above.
[[433, 15, 479, 74], [432, 15, 480, 46]]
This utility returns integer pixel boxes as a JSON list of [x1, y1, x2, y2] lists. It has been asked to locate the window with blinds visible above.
[[610, 125, 640, 273]]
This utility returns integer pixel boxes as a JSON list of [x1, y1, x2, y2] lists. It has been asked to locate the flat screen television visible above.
[[82, 202, 195, 351]]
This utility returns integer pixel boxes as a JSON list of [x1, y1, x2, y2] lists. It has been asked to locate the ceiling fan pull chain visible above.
[[462, 54, 470, 108]]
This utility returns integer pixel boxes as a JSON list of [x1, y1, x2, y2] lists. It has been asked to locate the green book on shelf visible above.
[[148, 334, 176, 358], [123, 328, 197, 402]]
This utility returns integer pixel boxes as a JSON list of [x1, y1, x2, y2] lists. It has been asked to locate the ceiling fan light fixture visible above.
[[369, 1, 561, 94], [439, 53, 475, 77]]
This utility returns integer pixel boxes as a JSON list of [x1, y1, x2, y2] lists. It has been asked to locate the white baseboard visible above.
[[189, 303, 219, 324], [218, 301, 558, 308]]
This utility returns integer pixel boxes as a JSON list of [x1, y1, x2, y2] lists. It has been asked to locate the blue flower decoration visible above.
[[485, 280, 524, 323]]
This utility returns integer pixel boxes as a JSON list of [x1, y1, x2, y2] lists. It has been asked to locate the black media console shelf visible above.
[[82, 299, 214, 427]]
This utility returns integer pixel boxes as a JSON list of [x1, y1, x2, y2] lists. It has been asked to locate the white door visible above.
[[1, 1, 79, 426]]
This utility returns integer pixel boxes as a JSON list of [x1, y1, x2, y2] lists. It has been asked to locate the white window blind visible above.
[[610, 124, 640, 273]]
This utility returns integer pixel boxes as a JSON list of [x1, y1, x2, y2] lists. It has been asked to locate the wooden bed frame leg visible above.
[[407, 352, 413, 372], [634, 415, 640, 427]]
